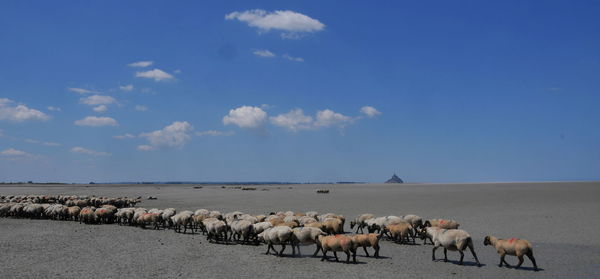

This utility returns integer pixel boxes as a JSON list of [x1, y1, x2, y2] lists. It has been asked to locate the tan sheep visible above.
[[351, 233, 382, 257], [424, 227, 481, 266], [484, 236, 538, 271], [317, 235, 356, 263], [323, 218, 343, 234], [350, 213, 375, 233], [385, 222, 415, 244]]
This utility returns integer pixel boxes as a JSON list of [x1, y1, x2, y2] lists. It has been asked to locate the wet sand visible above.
[[1, 182, 599, 278]]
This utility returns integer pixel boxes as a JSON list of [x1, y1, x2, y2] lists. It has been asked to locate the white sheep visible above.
[[290, 227, 327, 257], [350, 213, 375, 233], [425, 227, 481, 266], [258, 226, 294, 256]]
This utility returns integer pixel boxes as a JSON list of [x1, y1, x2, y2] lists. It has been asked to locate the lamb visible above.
[[317, 234, 356, 263], [424, 227, 481, 266], [484, 236, 538, 271], [257, 226, 294, 256], [384, 222, 415, 244], [350, 213, 375, 233], [290, 227, 327, 256], [351, 233, 382, 257], [171, 212, 193, 233]]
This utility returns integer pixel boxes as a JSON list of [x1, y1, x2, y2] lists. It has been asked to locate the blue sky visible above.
[[1, 1, 599, 183]]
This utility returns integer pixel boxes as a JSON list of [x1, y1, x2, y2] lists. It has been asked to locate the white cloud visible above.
[[139, 121, 193, 150], [135, 69, 174, 81], [0, 98, 50, 122], [128, 61, 153, 67], [223, 106, 268, 129], [119, 84, 134, 92], [68, 87, 94, 94], [93, 105, 108, 113], [174, 69, 182, 74], [25, 139, 60, 146], [70, 146, 110, 156], [134, 105, 148, 111], [79, 95, 116, 106], [283, 54, 304, 62], [74, 116, 118, 127], [225, 9, 325, 38], [196, 130, 235, 137], [253, 49, 276, 57], [1, 148, 31, 157], [270, 109, 314, 132], [137, 145, 153, 151], [360, 106, 381, 118], [113, 133, 136, 139], [47, 106, 61, 112], [314, 109, 353, 128]]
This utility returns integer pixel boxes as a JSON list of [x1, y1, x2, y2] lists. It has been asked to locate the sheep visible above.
[[257, 226, 294, 256], [115, 208, 134, 225], [305, 211, 319, 218], [484, 236, 538, 271], [66, 206, 81, 221], [276, 220, 299, 229], [171, 212, 193, 233], [225, 211, 244, 223], [366, 216, 403, 233], [252, 221, 273, 235], [424, 227, 481, 266], [205, 219, 228, 243], [384, 222, 415, 244], [79, 207, 98, 224], [254, 214, 266, 222], [209, 210, 222, 220], [304, 221, 326, 231], [402, 214, 423, 235], [267, 216, 285, 226], [138, 213, 161, 229], [95, 207, 116, 224], [283, 215, 299, 223], [238, 214, 259, 224], [290, 227, 327, 256], [351, 233, 382, 257], [422, 219, 460, 244], [323, 218, 344, 235], [298, 216, 318, 226], [0, 203, 12, 217], [161, 208, 177, 228], [317, 235, 356, 263], [350, 213, 375, 233], [425, 219, 460, 229], [194, 209, 210, 217], [229, 219, 254, 244]]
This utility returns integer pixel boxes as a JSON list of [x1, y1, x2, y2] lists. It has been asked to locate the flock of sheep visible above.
[[0, 194, 538, 271]]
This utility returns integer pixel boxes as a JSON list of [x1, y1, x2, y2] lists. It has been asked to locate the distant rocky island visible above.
[[385, 174, 404, 183]]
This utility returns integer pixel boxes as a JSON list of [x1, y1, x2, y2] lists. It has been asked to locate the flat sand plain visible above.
[[1, 182, 599, 279]]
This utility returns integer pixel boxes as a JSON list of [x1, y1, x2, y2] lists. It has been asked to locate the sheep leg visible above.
[[279, 244, 286, 257], [312, 245, 321, 257], [321, 250, 328, 261], [266, 243, 273, 254], [526, 251, 538, 271], [363, 246, 370, 257], [333, 251, 339, 262], [374, 244, 380, 258], [432, 246, 438, 261], [516, 256, 524, 269], [458, 250, 464, 265], [444, 248, 449, 262], [345, 251, 350, 263], [468, 241, 481, 266], [352, 249, 357, 263], [500, 253, 510, 267]]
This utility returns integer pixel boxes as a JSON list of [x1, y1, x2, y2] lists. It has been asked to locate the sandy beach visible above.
[[1, 181, 599, 279]]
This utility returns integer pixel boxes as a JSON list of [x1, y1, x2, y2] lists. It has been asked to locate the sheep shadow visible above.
[[435, 259, 485, 267], [356, 255, 391, 259], [498, 265, 542, 272]]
